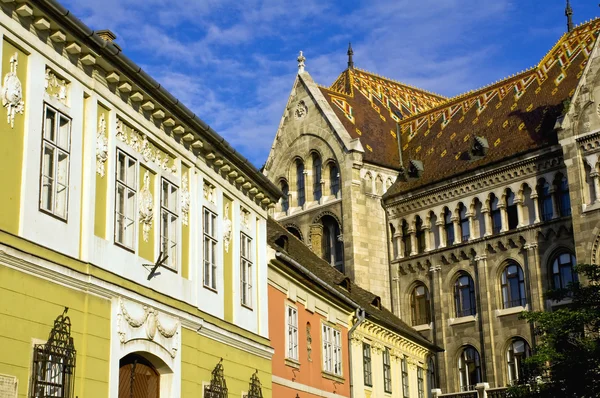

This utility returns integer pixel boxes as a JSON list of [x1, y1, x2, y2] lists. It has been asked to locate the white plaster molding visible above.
[[117, 297, 180, 358], [180, 173, 190, 226], [96, 113, 108, 176], [223, 203, 232, 253], [44, 68, 67, 103], [139, 170, 154, 242], [1, 52, 24, 128], [203, 181, 216, 205], [240, 207, 250, 230]]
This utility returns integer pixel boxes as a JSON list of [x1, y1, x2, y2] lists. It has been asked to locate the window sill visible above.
[[548, 297, 573, 307], [448, 315, 476, 326], [496, 305, 528, 317], [285, 358, 300, 369], [241, 303, 254, 311], [413, 323, 432, 332], [203, 285, 219, 294], [321, 371, 344, 384]]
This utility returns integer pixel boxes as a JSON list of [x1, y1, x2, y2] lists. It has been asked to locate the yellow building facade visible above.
[[0, 1, 280, 397]]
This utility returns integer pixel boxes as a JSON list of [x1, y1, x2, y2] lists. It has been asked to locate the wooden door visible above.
[[118, 354, 160, 398]]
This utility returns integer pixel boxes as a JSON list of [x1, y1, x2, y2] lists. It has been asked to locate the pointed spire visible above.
[[347, 42, 354, 70], [565, 0, 574, 33], [297, 51, 306, 74]]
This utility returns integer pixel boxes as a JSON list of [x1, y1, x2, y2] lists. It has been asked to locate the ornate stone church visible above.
[[264, 12, 600, 393]]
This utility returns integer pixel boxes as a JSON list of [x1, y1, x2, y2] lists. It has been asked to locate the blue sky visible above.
[[61, 0, 599, 167]]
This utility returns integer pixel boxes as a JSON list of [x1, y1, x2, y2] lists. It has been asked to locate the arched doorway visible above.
[[119, 353, 160, 398]]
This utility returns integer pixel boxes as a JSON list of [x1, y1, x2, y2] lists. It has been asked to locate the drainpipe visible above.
[[348, 308, 366, 398]]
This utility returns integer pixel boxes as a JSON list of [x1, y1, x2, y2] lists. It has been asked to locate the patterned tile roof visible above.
[[319, 20, 600, 194]]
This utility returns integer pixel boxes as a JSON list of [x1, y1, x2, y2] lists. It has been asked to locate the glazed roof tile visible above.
[[318, 20, 600, 195], [267, 217, 441, 351]]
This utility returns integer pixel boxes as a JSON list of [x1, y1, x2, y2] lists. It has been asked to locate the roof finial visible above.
[[565, 0, 574, 32], [347, 42, 354, 70], [297, 51, 306, 74]]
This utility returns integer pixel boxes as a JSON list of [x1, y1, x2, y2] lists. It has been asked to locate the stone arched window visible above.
[[415, 216, 425, 253], [454, 272, 476, 317], [411, 283, 431, 326], [390, 223, 398, 259], [280, 180, 289, 213], [444, 207, 454, 246], [501, 261, 526, 308], [375, 175, 384, 195], [286, 225, 302, 241], [550, 251, 577, 290], [364, 172, 373, 194], [490, 193, 502, 234], [538, 178, 553, 221], [506, 189, 518, 230], [458, 203, 469, 242], [458, 346, 482, 391], [296, 159, 305, 207], [506, 338, 531, 385], [312, 153, 322, 202], [329, 163, 340, 197], [555, 174, 571, 217], [401, 219, 411, 257], [322, 215, 344, 272]]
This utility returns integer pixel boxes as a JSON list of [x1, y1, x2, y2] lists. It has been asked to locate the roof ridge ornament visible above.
[[565, 0, 574, 32], [347, 42, 354, 70], [297, 51, 306, 74]]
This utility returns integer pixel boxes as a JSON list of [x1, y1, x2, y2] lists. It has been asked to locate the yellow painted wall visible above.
[[93, 104, 109, 239], [181, 328, 272, 398], [0, 264, 111, 398], [0, 40, 27, 234], [138, 166, 155, 262], [181, 165, 190, 279], [223, 196, 233, 322]]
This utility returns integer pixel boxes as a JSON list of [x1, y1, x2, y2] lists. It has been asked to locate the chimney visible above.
[[96, 29, 117, 42]]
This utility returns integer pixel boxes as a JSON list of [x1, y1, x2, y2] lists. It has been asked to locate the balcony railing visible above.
[[432, 384, 508, 398]]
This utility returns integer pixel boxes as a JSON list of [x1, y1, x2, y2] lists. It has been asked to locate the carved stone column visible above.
[[309, 224, 324, 258], [451, 216, 460, 244], [436, 220, 446, 248], [549, 187, 559, 219], [409, 226, 417, 256], [499, 203, 508, 232], [530, 193, 541, 223], [393, 232, 402, 259], [524, 242, 544, 311], [424, 223, 432, 251], [591, 171, 600, 204], [474, 254, 497, 386], [398, 231, 405, 259], [516, 199, 524, 227], [482, 207, 492, 236], [467, 212, 475, 240]]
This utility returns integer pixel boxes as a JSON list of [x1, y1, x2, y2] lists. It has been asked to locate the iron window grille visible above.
[[204, 359, 228, 398], [115, 150, 137, 249], [160, 178, 178, 270], [246, 370, 263, 398], [203, 208, 218, 290], [363, 343, 372, 387], [383, 348, 392, 393], [287, 306, 298, 360], [30, 308, 76, 398], [40, 104, 71, 221], [241, 233, 253, 308]]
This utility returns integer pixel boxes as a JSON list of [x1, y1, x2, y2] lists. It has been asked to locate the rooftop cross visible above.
[[347, 42, 354, 70]]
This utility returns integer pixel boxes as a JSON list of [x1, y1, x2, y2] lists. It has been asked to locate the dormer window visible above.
[[371, 296, 381, 309], [338, 277, 351, 292], [407, 160, 424, 179], [471, 136, 489, 159]]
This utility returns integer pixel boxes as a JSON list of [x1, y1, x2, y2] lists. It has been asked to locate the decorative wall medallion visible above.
[[117, 298, 179, 358], [294, 100, 308, 119], [138, 171, 154, 242], [241, 207, 250, 229], [1, 53, 24, 128], [96, 114, 108, 176], [44, 68, 67, 103], [223, 203, 232, 253], [204, 181, 216, 205], [181, 174, 190, 226]]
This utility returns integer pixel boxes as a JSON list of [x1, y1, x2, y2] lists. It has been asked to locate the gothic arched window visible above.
[[312, 153, 322, 202], [411, 284, 431, 326], [459, 203, 470, 242], [454, 272, 476, 317], [507, 338, 531, 385], [458, 346, 482, 391], [506, 190, 518, 230], [444, 208, 454, 246], [401, 219, 411, 257], [557, 175, 571, 217], [322, 215, 344, 272], [490, 194, 502, 234], [538, 179, 553, 221], [551, 252, 577, 290], [416, 216, 425, 253], [296, 160, 305, 207], [501, 262, 526, 308], [329, 163, 340, 197]]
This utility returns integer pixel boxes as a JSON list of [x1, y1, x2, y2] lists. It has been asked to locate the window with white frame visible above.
[[402, 355, 410, 398], [417, 366, 425, 398], [161, 179, 178, 270], [383, 347, 392, 393], [203, 208, 217, 290], [286, 306, 298, 360], [322, 324, 342, 376], [240, 233, 253, 308], [40, 104, 71, 220], [115, 150, 137, 249]]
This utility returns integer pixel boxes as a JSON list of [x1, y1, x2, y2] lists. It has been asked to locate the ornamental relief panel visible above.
[[181, 173, 191, 226], [117, 297, 180, 358], [116, 118, 178, 175], [96, 114, 108, 176], [139, 171, 154, 242], [1, 53, 24, 128], [44, 68, 68, 104]]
